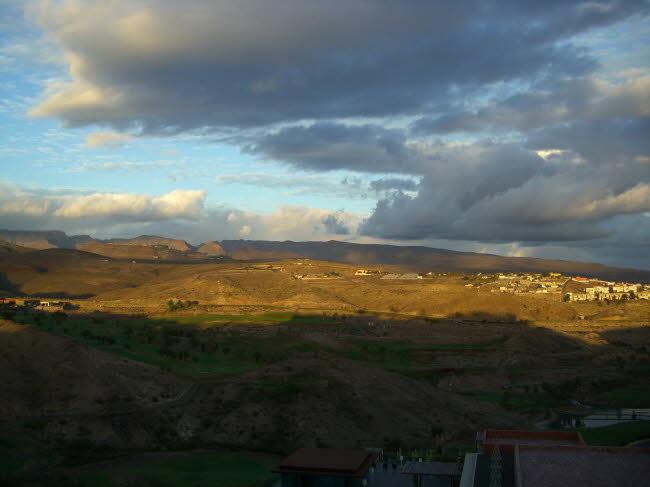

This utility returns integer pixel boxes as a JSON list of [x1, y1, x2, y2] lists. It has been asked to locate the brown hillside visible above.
[[0, 320, 188, 421], [219, 240, 650, 283], [0, 229, 75, 250], [103, 235, 194, 252], [196, 241, 226, 256]]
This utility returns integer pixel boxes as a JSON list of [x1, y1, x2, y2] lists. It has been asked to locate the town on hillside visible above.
[[352, 269, 650, 302]]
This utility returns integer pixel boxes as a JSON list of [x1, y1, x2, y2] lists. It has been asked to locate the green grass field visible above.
[[75, 451, 279, 487], [11, 312, 333, 376], [458, 391, 561, 410], [0, 437, 61, 476], [594, 385, 650, 407], [13, 311, 500, 378], [577, 421, 650, 446], [173, 312, 337, 326]]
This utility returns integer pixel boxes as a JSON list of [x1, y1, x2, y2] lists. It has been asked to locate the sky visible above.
[[0, 0, 649, 269]]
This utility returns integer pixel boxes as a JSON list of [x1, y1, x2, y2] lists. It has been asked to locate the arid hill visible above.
[[0, 229, 75, 250], [1, 229, 649, 282], [102, 235, 194, 252], [75, 241, 204, 261], [196, 241, 226, 256], [219, 239, 650, 283]]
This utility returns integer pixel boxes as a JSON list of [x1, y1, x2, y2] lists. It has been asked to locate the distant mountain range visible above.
[[1, 229, 649, 283]]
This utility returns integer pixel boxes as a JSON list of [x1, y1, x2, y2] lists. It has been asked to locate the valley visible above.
[[0, 238, 649, 486]]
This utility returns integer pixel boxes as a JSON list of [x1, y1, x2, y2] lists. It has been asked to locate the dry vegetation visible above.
[[1, 243, 649, 485]]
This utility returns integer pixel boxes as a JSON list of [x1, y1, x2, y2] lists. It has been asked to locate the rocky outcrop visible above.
[[103, 235, 194, 252], [0, 229, 75, 250], [196, 241, 226, 256]]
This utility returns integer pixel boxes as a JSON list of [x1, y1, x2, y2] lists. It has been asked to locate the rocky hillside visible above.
[[0, 229, 75, 250], [102, 235, 194, 252], [0, 320, 188, 421], [196, 241, 226, 256], [1, 230, 649, 282]]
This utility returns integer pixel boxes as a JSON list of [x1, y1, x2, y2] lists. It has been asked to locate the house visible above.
[[460, 429, 584, 487], [566, 292, 594, 302], [476, 429, 585, 454], [612, 283, 638, 293], [381, 274, 401, 279], [514, 445, 650, 487], [274, 448, 378, 487], [585, 285, 609, 295], [354, 269, 376, 276], [460, 429, 650, 486]]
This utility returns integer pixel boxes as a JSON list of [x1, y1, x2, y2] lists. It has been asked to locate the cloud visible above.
[[214, 172, 370, 199], [0, 185, 206, 226], [413, 74, 650, 135], [0, 183, 360, 243], [358, 140, 650, 244], [103, 205, 362, 244], [53, 189, 206, 221], [322, 213, 350, 235], [8, 0, 650, 269], [27, 0, 645, 133], [67, 160, 186, 173], [369, 178, 418, 193], [85, 131, 133, 149], [247, 123, 420, 173]]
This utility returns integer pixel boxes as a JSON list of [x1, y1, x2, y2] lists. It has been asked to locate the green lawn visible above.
[[0, 437, 61, 476], [577, 421, 650, 446], [595, 385, 650, 407], [11, 312, 333, 377], [174, 312, 337, 326], [458, 392, 560, 409], [75, 452, 279, 487]]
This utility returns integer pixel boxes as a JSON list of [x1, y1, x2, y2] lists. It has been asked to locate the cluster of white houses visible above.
[[491, 273, 567, 294], [565, 276, 650, 302]]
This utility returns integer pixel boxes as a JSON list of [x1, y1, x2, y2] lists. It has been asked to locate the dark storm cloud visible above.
[[23, 0, 650, 267], [358, 139, 650, 244], [246, 123, 419, 173], [528, 118, 650, 165], [29, 0, 645, 133], [322, 214, 351, 235], [413, 75, 650, 135], [369, 178, 419, 193]]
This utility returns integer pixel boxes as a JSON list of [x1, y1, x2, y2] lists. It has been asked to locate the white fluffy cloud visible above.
[[0, 183, 360, 242], [0, 186, 206, 223]]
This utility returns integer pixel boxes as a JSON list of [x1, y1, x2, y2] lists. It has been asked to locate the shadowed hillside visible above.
[[219, 240, 650, 283]]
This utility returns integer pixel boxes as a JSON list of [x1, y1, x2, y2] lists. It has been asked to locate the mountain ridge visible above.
[[0, 229, 648, 282]]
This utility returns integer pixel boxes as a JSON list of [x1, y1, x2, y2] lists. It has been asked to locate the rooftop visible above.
[[275, 448, 377, 478], [516, 445, 650, 487], [481, 429, 585, 450]]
